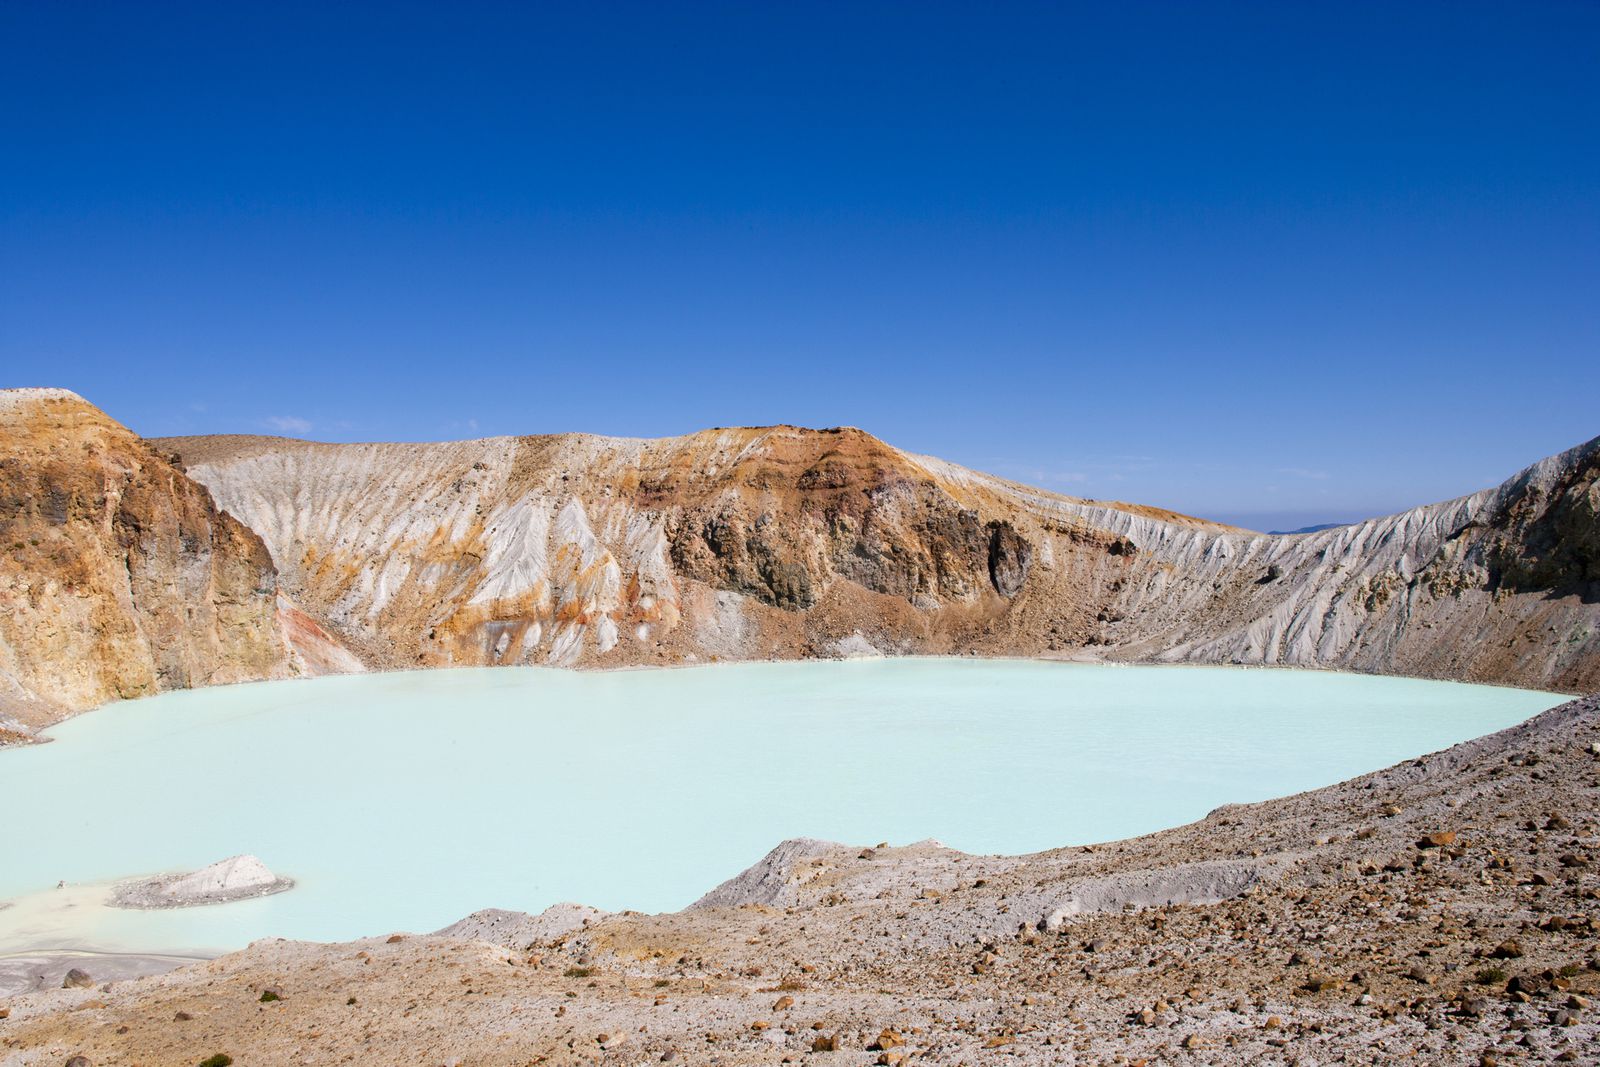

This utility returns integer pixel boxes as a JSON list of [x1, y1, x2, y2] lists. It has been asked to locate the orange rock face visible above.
[[0, 389, 293, 728]]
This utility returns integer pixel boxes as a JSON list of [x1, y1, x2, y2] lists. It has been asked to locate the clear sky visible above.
[[3, 2, 1596, 531]]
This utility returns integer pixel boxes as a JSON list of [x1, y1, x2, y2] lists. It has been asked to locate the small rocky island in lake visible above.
[[111, 855, 293, 910]]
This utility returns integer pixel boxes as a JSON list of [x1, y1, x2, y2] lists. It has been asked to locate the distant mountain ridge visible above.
[[1267, 521, 1349, 535], [2, 387, 1596, 737]]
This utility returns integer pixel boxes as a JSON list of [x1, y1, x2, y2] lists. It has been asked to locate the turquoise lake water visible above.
[[0, 659, 1565, 957]]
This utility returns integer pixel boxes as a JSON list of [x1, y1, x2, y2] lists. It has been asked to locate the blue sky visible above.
[[2, 2, 1596, 531]]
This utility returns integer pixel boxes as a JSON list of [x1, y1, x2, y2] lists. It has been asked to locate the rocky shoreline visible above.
[[3, 694, 1596, 1064]]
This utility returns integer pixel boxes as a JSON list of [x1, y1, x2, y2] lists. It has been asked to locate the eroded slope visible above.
[[0, 389, 358, 734], [161, 424, 1600, 691]]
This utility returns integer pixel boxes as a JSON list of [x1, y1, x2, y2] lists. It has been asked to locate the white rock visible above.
[[161, 855, 278, 900], [827, 632, 883, 660], [111, 854, 293, 910]]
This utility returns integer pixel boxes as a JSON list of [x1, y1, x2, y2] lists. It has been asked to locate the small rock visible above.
[[1417, 831, 1457, 849], [868, 1028, 904, 1051], [1491, 940, 1524, 960], [811, 1033, 837, 1053], [65, 1059, 90, 1067], [61, 968, 93, 989], [1506, 974, 1546, 996], [982, 1035, 1014, 1048], [876, 1054, 905, 1067], [773, 995, 794, 1011]]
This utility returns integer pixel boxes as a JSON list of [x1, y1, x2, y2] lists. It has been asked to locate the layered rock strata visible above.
[[0, 389, 367, 736], [163, 424, 1600, 691]]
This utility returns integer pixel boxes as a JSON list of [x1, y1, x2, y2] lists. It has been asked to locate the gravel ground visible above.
[[3, 695, 1597, 1066]]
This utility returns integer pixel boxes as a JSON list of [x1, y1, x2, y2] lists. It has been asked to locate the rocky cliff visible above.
[[0, 389, 358, 736], [153, 426, 1208, 674], [3, 386, 1594, 738], [158, 417, 1600, 693]]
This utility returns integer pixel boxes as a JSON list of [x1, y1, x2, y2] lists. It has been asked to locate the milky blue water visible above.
[[0, 660, 1564, 957]]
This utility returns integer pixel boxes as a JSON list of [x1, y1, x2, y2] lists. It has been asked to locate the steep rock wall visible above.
[[912, 440, 1600, 690], [163, 422, 1600, 692], [0, 390, 300, 731], [160, 427, 1109, 670], [4, 385, 1592, 738]]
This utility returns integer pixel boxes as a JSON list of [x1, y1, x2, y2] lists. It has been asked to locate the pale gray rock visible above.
[[825, 632, 883, 659], [434, 903, 610, 949], [691, 838, 843, 909], [111, 855, 293, 910], [1035, 859, 1270, 930]]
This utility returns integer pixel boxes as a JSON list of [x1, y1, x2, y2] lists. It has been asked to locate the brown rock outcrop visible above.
[[0, 389, 364, 736], [0, 390, 297, 730]]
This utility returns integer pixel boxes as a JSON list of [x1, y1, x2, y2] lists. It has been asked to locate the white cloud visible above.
[[264, 415, 313, 435]]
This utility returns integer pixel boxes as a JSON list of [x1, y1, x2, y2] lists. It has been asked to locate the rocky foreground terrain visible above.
[[2, 386, 1596, 736], [3, 694, 1597, 1065]]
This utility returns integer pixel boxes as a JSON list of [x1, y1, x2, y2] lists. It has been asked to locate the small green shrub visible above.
[[258, 990, 281, 1003], [563, 966, 593, 978], [1475, 966, 1507, 985], [197, 1056, 233, 1067], [653, 979, 670, 988]]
